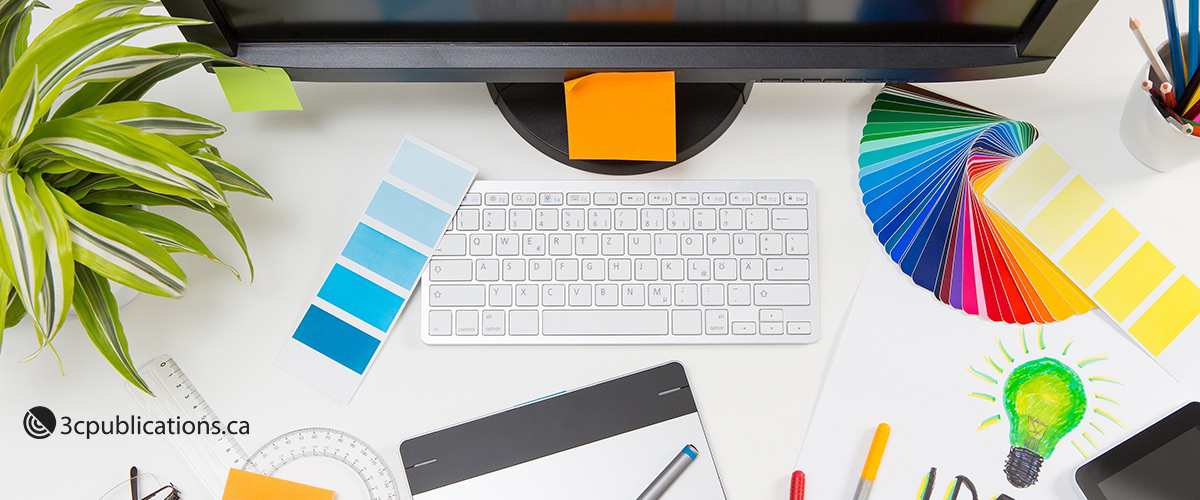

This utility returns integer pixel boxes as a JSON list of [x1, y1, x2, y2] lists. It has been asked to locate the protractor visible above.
[[244, 427, 401, 500]]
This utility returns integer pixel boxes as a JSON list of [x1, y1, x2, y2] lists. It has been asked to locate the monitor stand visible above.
[[488, 82, 752, 175]]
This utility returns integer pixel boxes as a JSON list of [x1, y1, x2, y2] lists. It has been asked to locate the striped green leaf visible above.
[[94, 204, 238, 278], [73, 264, 150, 394], [51, 187, 186, 298], [0, 0, 34, 84], [0, 14, 205, 140], [66, 46, 177, 88], [4, 287, 24, 327], [8, 67, 36, 149], [71, 101, 225, 145], [77, 186, 253, 279], [21, 117, 227, 205], [31, 0, 151, 46], [0, 171, 44, 332], [66, 173, 132, 200], [27, 176, 73, 337], [193, 151, 270, 198]]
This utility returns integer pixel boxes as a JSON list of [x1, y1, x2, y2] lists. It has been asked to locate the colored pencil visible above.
[[1174, 65, 1200, 113], [1131, 17, 1174, 86], [1164, 0, 1188, 90], [1163, 82, 1178, 109], [1192, 0, 1199, 81]]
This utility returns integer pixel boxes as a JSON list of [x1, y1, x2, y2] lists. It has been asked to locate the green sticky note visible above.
[[213, 66, 302, 112]]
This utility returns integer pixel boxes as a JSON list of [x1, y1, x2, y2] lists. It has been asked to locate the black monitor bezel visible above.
[[161, 0, 1097, 83], [1075, 401, 1200, 500]]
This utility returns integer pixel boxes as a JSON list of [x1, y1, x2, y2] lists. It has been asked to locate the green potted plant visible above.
[[0, 0, 267, 393]]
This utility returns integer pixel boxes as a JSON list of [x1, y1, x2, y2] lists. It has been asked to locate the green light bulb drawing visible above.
[[1002, 357, 1087, 488]]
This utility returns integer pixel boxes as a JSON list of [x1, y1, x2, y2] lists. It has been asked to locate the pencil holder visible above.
[[1119, 40, 1200, 172]]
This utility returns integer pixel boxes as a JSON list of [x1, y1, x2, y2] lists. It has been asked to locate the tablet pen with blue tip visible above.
[[637, 444, 698, 500]]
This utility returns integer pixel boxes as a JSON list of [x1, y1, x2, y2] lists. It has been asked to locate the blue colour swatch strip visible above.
[[342, 223, 428, 290], [293, 305, 381, 375], [317, 264, 406, 332], [389, 140, 476, 203], [365, 182, 452, 248]]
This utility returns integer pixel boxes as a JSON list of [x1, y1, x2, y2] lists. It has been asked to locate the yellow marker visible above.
[[854, 423, 891, 500]]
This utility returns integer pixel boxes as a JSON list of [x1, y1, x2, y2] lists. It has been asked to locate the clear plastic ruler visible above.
[[129, 355, 401, 499], [129, 355, 249, 498]]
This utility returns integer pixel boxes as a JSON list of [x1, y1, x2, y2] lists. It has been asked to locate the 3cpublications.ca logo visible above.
[[22, 406, 249, 440]]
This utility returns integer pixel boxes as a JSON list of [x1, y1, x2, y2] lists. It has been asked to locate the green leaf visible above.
[[0, 14, 205, 140], [30, 0, 152, 46], [51, 187, 186, 298], [93, 204, 238, 278], [4, 287, 24, 327], [70, 101, 225, 145], [78, 187, 254, 279], [27, 176, 73, 337], [6, 67, 35, 149], [66, 173, 132, 199], [0, 1, 34, 84], [0, 171, 44, 333], [65, 46, 177, 88], [21, 117, 227, 205], [193, 151, 270, 199], [72, 264, 151, 394]]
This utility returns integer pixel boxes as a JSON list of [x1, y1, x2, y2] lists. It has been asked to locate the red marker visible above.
[[789, 470, 805, 500]]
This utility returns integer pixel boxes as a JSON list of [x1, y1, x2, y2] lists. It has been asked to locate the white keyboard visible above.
[[421, 180, 818, 344]]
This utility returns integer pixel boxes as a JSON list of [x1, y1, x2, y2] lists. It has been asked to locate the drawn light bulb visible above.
[[1002, 357, 1086, 488]]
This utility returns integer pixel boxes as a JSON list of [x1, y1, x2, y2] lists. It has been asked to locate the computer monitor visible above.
[[162, 0, 1097, 174]]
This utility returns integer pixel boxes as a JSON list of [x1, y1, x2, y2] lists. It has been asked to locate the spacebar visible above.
[[543, 310, 669, 335]]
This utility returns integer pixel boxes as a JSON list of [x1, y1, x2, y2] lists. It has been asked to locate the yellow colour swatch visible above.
[[565, 71, 676, 161], [985, 142, 1070, 220], [1129, 277, 1200, 355], [222, 469, 334, 500], [213, 66, 303, 112], [1094, 243, 1175, 322], [1022, 176, 1105, 253], [1058, 210, 1139, 288]]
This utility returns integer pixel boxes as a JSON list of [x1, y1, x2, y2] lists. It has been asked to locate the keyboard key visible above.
[[760, 233, 783, 255], [671, 310, 703, 335], [582, 259, 605, 281], [705, 310, 728, 335], [621, 284, 646, 306], [771, 208, 808, 230], [766, 259, 810, 281], [489, 284, 512, 306], [469, 234, 493, 255], [675, 192, 700, 205], [784, 192, 808, 205], [728, 284, 751, 305], [661, 259, 685, 281], [543, 310, 668, 335], [667, 208, 691, 230], [484, 193, 509, 205], [540, 193, 563, 205], [714, 258, 737, 280], [787, 322, 813, 335], [641, 208, 665, 230], [740, 259, 764, 280], [760, 309, 783, 322], [655, 233, 678, 255], [675, 283, 698, 305], [456, 209, 480, 230], [561, 209, 585, 230], [475, 259, 499, 281], [502, 259, 525, 281], [687, 259, 711, 280], [513, 193, 537, 205], [702, 192, 726, 205], [753, 284, 811, 306], [456, 311, 478, 336], [496, 234, 520, 255], [757, 192, 781, 205], [596, 284, 618, 306], [567, 192, 591, 205], [576, 234, 599, 255], [621, 192, 645, 205], [635, 259, 659, 280], [522, 234, 546, 255], [649, 284, 671, 305], [786, 233, 810, 255], [701, 284, 724, 306], [649, 193, 672, 205], [462, 193, 482, 206], [708, 234, 731, 255], [555, 259, 579, 281], [509, 209, 533, 230], [542, 284, 565, 306], [435, 234, 467, 256], [428, 285, 485, 307], [509, 310, 538, 335], [515, 284, 538, 306], [732, 322, 756, 335], [608, 259, 632, 280], [528, 259, 552, 281], [588, 209, 611, 230], [614, 208, 638, 230], [731, 192, 753, 205], [602, 234, 625, 256], [481, 310, 505, 335], [760, 322, 784, 335], [430, 260, 472, 281], [595, 192, 619, 205], [681, 234, 703, 255], [745, 208, 768, 230], [628, 234, 652, 255], [569, 284, 591, 306], [428, 310, 453, 336], [535, 209, 558, 230], [548, 234, 572, 255], [483, 209, 505, 230], [694, 209, 717, 230], [733, 234, 756, 255]]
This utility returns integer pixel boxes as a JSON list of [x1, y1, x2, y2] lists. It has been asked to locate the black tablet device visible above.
[[1075, 402, 1200, 499]]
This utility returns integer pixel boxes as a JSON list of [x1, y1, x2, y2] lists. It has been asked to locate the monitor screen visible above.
[[220, 0, 1044, 44], [1096, 427, 1200, 499]]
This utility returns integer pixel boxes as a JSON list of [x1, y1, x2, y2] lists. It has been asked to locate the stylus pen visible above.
[[636, 444, 698, 500]]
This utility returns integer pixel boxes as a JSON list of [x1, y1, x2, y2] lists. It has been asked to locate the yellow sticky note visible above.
[[1094, 243, 1175, 322], [1129, 276, 1200, 355], [213, 66, 303, 112], [565, 71, 676, 161], [222, 469, 333, 500], [1058, 210, 1139, 288]]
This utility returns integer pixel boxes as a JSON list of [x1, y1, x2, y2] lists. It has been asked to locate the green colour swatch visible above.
[[213, 66, 302, 112]]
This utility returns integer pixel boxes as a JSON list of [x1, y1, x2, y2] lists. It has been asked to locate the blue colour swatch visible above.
[[317, 264, 405, 331], [389, 140, 475, 203], [293, 306, 381, 374], [365, 183, 451, 248], [342, 223, 427, 289]]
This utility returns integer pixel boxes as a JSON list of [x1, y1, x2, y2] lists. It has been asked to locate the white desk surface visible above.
[[5, 0, 1200, 498]]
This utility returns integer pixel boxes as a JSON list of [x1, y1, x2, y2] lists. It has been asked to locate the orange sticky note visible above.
[[565, 71, 676, 161], [222, 469, 334, 500]]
